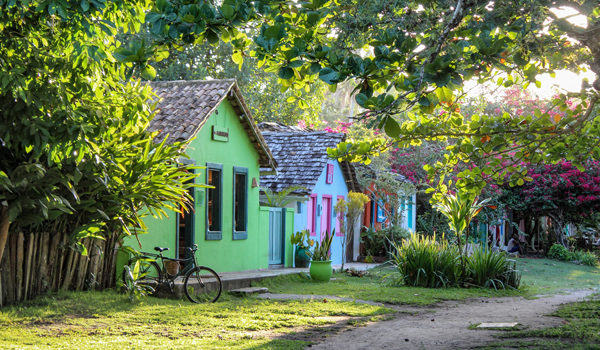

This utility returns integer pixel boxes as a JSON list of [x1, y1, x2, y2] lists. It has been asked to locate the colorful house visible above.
[[124, 79, 282, 273], [359, 170, 417, 258], [361, 179, 417, 233], [259, 129, 361, 266]]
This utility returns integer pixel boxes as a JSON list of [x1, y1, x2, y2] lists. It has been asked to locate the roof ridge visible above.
[[148, 79, 237, 88]]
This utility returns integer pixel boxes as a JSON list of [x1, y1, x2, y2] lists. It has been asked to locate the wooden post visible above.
[[0, 244, 13, 305], [9, 233, 16, 302], [38, 232, 50, 293], [88, 239, 101, 291], [61, 247, 76, 291], [54, 233, 67, 291], [75, 239, 91, 291], [24, 233, 34, 301], [0, 205, 10, 266], [16, 232, 24, 302], [96, 239, 106, 289], [28, 233, 39, 299], [47, 233, 60, 293]]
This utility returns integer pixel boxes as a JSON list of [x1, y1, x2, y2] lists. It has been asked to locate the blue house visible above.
[[259, 125, 360, 266]]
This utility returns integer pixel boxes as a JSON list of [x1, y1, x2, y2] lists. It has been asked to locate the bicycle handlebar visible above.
[[185, 244, 199, 253]]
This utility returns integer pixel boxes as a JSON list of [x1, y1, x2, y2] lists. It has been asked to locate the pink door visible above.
[[320, 196, 332, 241], [308, 194, 317, 236]]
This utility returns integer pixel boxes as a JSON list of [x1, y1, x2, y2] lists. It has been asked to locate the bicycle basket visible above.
[[165, 260, 180, 277]]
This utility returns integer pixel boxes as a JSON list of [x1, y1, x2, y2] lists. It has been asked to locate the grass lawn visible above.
[[478, 294, 600, 349], [1, 257, 597, 349], [255, 258, 600, 306], [0, 291, 394, 349]]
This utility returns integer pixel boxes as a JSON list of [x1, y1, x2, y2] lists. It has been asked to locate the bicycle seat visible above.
[[154, 247, 169, 252]]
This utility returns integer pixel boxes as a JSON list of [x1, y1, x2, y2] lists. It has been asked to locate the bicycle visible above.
[[122, 244, 222, 303]]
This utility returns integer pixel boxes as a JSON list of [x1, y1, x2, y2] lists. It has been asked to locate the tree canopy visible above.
[[1, 0, 599, 261]]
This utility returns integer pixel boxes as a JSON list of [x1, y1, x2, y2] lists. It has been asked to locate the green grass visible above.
[[0, 290, 394, 349], [255, 258, 600, 306], [516, 258, 600, 294], [478, 295, 600, 349]]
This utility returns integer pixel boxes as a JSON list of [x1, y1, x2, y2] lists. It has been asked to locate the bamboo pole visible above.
[[47, 233, 60, 293], [39, 232, 50, 293], [61, 248, 73, 291], [75, 239, 91, 291], [28, 233, 40, 299], [15, 232, 24, 302], [0, 206, 10, 265], [95, 239, 106, 290], [0, 244, 13, 305], [32, 232, 43, 297], [9, 233, 16, 300], [24, 233, 34, 301], [107, 236, 118, 289], [88, 239, 101, 291], [53, 233, 66, 291]]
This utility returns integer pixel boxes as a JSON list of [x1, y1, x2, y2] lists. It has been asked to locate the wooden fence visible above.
[[0, 231, 118, 307]]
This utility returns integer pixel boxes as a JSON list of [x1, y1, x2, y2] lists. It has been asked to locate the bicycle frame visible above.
[[140, 248, 199, 284]]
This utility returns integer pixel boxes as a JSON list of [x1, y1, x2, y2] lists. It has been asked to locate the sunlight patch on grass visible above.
[[0, 291, 394, 349]]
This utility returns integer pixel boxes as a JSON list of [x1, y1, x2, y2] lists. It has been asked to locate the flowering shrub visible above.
[[495, 160, 600, 224], [322, 119, 354, 134]]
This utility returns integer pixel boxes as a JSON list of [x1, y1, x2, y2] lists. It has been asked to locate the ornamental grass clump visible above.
[[392, 233, 462, 288], [467, 249, 521, 289], [393, 233, 521, 289]]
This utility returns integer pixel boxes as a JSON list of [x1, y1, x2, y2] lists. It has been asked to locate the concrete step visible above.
[[154, 268, 309, 300], [229, 287, 269, 295]]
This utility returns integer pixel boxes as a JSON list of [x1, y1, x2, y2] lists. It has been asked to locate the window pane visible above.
[[208, 169, 221, 231], [234, 173, 247, 232]]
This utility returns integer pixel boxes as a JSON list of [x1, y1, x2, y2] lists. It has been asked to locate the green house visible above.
[[126, 79, 281, 273]]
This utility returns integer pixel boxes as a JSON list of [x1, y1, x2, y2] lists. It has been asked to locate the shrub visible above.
[[571, 250, 584, 262], [547, 244, 573, 261], [392, 233, 461, 288], [467, 249, 521, 289], [580, 252, 599, 267]]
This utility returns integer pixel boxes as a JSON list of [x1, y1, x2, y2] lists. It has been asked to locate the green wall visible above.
[[125, 98, 269, 273], [256, 206, 295, 268], [285, 208, 294, 267]]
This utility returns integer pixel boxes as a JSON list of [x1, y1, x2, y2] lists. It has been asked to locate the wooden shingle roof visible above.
[[147, 79, 276, 171], [260, 131, 360, 195]]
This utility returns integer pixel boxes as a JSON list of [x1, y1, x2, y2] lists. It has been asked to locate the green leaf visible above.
[[206, 30, 219, 45], [232, 51, 243, 69], [221, 4, 234, 19], [278, 67, 294, 80], [141, 65, 156, 80], [384, 118, 401, 138], [355, 93, 368, 108], [319, 67, 338, 84]]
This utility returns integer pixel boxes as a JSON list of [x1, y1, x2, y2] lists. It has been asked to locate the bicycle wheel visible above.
[[183, 266, 222, 303], [122, 257, 161, 289]]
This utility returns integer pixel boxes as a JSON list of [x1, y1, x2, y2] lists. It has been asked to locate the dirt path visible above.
[[258, 290, 594, 349]]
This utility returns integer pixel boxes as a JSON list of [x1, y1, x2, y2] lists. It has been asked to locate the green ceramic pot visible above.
[[295, 247, 311, 268], [309, 260, 332, 282]]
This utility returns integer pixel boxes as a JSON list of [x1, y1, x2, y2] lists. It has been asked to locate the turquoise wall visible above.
[[125, 98, 271, 273]]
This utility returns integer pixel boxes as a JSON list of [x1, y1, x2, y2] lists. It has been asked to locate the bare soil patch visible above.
[[259, 290, 595, 349]]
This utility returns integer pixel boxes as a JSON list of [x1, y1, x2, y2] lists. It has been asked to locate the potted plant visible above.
[[291, 229, 314, 268], [309, 229, 335, 282], [360, 226, 377, 263]]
